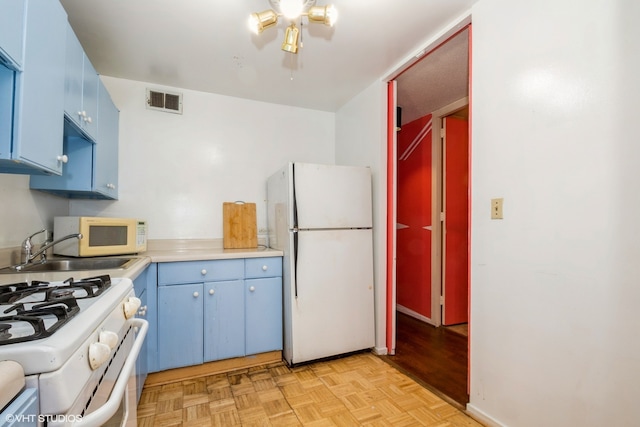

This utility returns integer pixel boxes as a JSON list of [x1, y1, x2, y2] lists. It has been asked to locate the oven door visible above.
[[55, 319, 148, 427]]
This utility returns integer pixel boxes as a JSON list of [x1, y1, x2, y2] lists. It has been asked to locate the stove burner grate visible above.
[[0, 297, 81, 345], [0, 275, 111, 345]]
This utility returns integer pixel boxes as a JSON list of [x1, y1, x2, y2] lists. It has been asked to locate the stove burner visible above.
[[0, 323, 11, 341], [0, 298, 80, 345], [0, 275, 111, 345], [48, 288, 75, 300]]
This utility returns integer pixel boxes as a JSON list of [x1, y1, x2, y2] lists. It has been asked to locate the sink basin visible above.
[[0, 257, 139, 274]]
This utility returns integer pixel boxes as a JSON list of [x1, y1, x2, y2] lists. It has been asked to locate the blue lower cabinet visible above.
[[246, 277, 283, 355], [157, 283, 204, 370], [155, 257, 282, 371], [204, 280, 244, 362]]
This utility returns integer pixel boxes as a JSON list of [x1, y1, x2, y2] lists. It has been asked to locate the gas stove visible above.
[[0, 274, 147, 425], [0, 275, 135, 375], [0, 275, 112, 346]]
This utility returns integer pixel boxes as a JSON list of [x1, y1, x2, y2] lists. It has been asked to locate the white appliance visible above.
[[267, 162, 375, 366], [53, 217, 147, 257], [0, 276, 148, 426]]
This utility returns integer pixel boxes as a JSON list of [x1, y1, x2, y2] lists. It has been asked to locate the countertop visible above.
[[0, 239, 283, 285]]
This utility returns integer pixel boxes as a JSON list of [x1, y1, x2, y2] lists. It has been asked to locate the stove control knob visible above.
[[89, 342, 111, 370], [99, 331, 119, 349], [123, 297, 142, 319]]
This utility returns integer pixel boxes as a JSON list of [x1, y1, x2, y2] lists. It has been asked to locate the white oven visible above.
[[0, 276, 147, 427]]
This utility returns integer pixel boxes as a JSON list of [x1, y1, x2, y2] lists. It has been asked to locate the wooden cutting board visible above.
[[223, 202, 257, 249]]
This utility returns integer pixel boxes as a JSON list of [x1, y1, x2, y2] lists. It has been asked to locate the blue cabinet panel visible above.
[[6, 0, 67, 175], [63, 23, 98, 141], [133, 265, 151, 402], [0, 388, 38, 427], [0, 0, 26, 70], [245, 277, 283, 355], [245, 256, 283, 279], [158, 283, 203, 370], [0, 65, 14, 159], [204, 280, 245, 362], [158, 259, 244, 285], [94, 82, 118, 198], [30, 80, 119, 199], [145, 264, 159, 373], [154, 257, 282, 371]]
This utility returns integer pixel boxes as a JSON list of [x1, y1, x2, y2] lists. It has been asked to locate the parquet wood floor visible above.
[[381, 312, 469, 407], [136, 352, 482, 426]]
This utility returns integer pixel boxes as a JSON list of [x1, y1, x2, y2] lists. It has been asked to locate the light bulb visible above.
[[280, 0, 304, 19]]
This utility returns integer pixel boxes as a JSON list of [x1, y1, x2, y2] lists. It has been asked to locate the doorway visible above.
[[385, 26, 471, 406]]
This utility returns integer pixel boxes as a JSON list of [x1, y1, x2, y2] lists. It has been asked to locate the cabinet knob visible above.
[[57, 154, 69, 164], [249, 286, 256, 292], [80, 110, 87, 118], [85, 116, 93, 124], [201, 269, 207, 275], [262, 265, 268, 271], [193, 291, 199, 298], [209, 289, 215, 295], [106, 183, 116, 189]]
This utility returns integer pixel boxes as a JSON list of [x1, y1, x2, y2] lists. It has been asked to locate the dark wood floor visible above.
[[381, 312, 469, 407]]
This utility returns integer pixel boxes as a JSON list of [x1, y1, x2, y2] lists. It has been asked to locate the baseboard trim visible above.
[[145, 351, 282, 386], [397, 304, 437, 326], [466, 403, 508, 427]]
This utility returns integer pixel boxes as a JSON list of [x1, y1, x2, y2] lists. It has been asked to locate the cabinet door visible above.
[[204, 280, 245, 362], [80, 56, 98, 139], [94, 81, 119, 198], [133, 267, 149, 403], [12, 0, 66, 174], [0, 0, 26, 70], [134, 287, 147, 402], [245, 277, 283, 355], [158, 283, 203, 370], [63, 24, 83, 129]]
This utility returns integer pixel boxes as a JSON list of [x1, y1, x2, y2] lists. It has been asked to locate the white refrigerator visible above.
[[267, 162, 375, 366]]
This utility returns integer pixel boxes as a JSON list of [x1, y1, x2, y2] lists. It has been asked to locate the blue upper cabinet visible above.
[[0, 0, 26, 70], [64, 24, 98, 141], [30, 82, 120, 199], [94, 82, 119, 198], [0, 0, 67, 175]]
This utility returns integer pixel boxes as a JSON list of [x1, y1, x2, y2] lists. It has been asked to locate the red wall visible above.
[[396, 114, 433, 318]]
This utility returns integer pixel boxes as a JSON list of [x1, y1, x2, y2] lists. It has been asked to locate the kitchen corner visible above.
[[0, 236, 283, 426]]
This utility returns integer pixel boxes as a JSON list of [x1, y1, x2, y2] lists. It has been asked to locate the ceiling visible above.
[[59, 0, 474, 118]]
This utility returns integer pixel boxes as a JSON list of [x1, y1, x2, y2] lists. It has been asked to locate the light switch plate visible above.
[[491, 198, 504, 219]]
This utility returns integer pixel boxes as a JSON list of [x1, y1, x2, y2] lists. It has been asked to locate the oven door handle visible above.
[[74, 318, 148, 427]]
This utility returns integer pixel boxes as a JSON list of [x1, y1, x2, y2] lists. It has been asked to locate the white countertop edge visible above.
[[0, 246, 283, 285]]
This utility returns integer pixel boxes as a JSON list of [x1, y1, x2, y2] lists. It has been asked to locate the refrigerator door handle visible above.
[[292, 163, 298, 229], [293, 229, 298, 298]]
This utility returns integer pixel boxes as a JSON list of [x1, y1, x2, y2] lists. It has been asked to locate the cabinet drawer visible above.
[[158, 259, 244, 285], [245, 257, 282, 279]]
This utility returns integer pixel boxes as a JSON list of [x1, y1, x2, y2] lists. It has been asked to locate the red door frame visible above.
[[385, 24, 472, 385]]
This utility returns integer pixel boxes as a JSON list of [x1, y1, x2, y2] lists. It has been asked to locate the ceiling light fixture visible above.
[[249, 0, 338, 54]]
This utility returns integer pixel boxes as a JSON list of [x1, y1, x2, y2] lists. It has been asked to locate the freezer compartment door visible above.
[[295, 163, 373, 229], [288, 228, 375, 365]]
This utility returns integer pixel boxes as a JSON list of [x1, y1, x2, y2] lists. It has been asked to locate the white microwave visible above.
[[53, 217, 147, 257]]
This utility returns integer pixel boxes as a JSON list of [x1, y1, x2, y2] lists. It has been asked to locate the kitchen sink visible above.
[[0, 257, 140, 274]]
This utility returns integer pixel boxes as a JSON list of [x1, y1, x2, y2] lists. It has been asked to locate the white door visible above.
[[289, 228, 375, 364], [294, 163, 373, 229]]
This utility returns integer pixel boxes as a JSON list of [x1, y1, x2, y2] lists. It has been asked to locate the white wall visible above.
[[335, 80, 388, 353], [0, 174, 69, 249], [468, 0, 640, 426], [70, 76, 335, 240]]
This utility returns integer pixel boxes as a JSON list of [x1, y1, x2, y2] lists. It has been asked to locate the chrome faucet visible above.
[[26, 233, 82, 264], [21, 229, 48, 264], [16, 232, 83, 270]]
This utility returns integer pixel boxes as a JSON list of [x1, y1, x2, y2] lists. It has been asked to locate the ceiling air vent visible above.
[[146, 88, 183, 114]]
